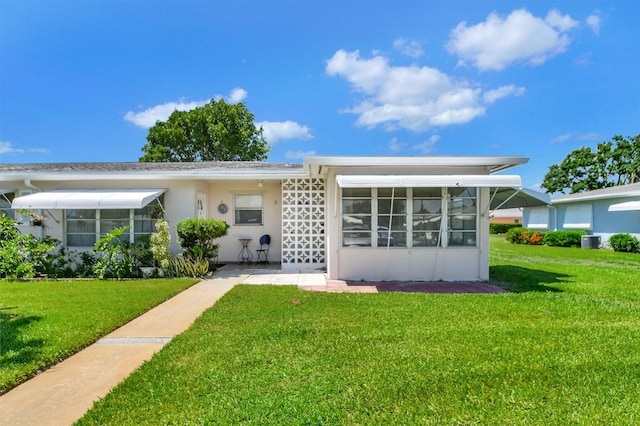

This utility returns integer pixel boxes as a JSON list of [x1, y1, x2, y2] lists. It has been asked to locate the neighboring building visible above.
[[523, 182, 640, 247], [489, 208, 522, 224], [1, 156, 547, 281]]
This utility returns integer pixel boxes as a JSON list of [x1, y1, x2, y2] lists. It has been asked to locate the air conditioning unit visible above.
[[581, 235, 601, 249]]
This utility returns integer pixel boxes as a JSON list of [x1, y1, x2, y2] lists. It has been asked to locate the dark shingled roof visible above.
[[0, 161, 304, 173]]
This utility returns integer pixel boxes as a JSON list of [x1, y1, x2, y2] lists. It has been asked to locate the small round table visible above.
[[238, 238, 253, 264]]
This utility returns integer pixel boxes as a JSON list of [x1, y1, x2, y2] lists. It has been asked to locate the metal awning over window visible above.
[[335, 174, 549, 210], [336, 174, 523, 188], [1, 188, 15, 194], [608, 201, 640, 212], [12, 189, 166, 209]]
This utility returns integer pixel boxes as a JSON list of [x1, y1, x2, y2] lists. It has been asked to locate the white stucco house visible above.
[[523, 182, 640, 247], [1, 156, 548, 281]]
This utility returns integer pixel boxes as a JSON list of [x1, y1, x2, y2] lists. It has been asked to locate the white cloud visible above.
[[545, 9, 580, 32], [412, 135, 440, 154], [257, 121, 313, 144], [0, 141, 24, 155], [387, 137, 408, 152], [586, 13, 602, 35], [124, 99, 208, 128], [285, 150, 316, 160], [551, 132, 600, 144], [124, 88, 249, 128], [393, 38, 424, 58], [326, 49, 523, 131], [447, 9, 579, 71], [483, 85, 526, 104], [228, 87, 248, 103]]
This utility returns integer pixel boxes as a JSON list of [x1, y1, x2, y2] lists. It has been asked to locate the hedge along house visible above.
[[523, 182, 640, 247], [1, 156, 547, 281]]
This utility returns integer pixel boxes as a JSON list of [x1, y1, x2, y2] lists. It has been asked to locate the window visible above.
[[378, 188, 406, 247], [341, 187, 477, 248], [563, 204, 592, 230], [342, 188, 372, 247], [66, 209, 97, 247], [448, 187, 477, 247], [412, 188, 442, 247], [234, 194, 263, 225], [0, 192, 15, 219], [526, 207, 549, 229], [65, 197, 163, 247]]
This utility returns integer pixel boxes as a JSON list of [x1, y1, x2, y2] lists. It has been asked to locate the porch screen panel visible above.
[[282, 178, 326, 265], [448, 187, 478, 247]]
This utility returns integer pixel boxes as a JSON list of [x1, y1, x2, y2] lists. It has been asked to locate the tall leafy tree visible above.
[[541, 134, 640, 194], [139, 99, 269, 162]]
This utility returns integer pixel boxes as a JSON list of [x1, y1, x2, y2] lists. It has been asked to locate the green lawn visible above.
[[0, 278, 198, 394], [77, 238, 640, 425]]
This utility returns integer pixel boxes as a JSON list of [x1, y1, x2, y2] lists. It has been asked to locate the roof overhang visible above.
[[608, 201, 640, 212], [336, 174, 523, 188], [305, 156, 529, 176], [1, 188, 15, 195], [12, 189, 166, 209]]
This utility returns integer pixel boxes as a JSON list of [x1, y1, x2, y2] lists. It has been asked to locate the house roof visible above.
[[0, 155, 530, 183], [0, 161, 306, 181], [552, 182, 640, 204]]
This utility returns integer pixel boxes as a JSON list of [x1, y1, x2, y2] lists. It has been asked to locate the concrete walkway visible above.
[[0, 274, 245, 426]]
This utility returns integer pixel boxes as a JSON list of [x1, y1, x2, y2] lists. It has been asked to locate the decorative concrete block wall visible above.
[[281, 178, 326, 267]]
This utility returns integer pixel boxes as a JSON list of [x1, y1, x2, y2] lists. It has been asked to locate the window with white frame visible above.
[[377, 187, 407, 247], [341, 187, 478, 248], [447, 187, 477, 247], [234, 194, 263, 225], [65, 197, 163, 247], [342, 188, 372, 247], [412, 188, 443, 247]]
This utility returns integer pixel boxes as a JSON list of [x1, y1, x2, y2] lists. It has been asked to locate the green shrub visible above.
[[176, 218, 229, 261], [490, 223, 522, 234], [608, 233, 640, 253], [505, 227, 545, 245], [505, 227, 529, 244], [0, 216, 57, 279], [166, 255, 210, 278], [543, 230, 587, 248], [92, 227, 139, 279], [150, 219, 171, 269]]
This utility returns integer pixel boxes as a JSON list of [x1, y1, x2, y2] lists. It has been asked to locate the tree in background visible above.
[[541, 134, 640, 194], [139, 99, 269, 162]]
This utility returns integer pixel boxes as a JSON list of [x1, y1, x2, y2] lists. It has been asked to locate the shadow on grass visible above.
[[490, 265, 569, 293], [0, 307, 45, 371]]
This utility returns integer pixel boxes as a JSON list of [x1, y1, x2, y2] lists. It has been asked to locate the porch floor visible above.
[[215, 263, 506, 294]]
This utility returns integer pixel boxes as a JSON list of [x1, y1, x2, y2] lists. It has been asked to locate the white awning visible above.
[[12, 189, 166, 209], [608, 201, 640, 212], [336, 174, 523, 188], [489, 187, 550, 210]]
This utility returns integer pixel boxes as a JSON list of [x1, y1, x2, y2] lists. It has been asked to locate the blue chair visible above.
[[256, 234, 271, 264]]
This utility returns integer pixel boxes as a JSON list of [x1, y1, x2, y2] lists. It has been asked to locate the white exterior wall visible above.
[[324, 168, 492, 282], [207, 180, 282, 263], [3, 179, 198, 255]]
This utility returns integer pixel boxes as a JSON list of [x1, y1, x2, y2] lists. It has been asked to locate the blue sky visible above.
[[1, 1, 638, 189]]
